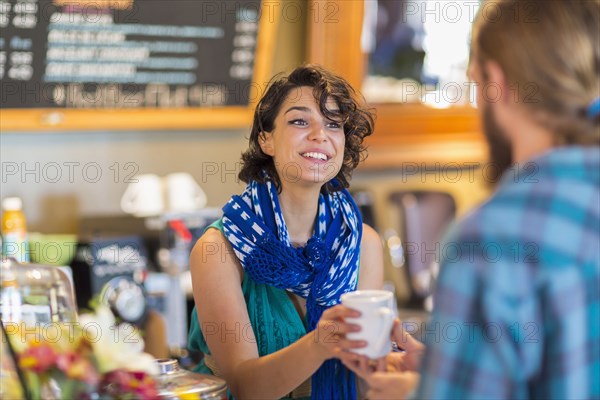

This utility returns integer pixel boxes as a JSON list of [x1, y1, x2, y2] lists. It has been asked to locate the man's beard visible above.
[[482, 104, 513, 187]]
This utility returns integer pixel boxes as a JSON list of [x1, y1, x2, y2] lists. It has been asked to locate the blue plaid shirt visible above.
[[416, 146, 600, 399]]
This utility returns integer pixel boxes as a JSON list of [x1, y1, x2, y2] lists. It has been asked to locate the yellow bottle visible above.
[[1, 197, 29, 263]]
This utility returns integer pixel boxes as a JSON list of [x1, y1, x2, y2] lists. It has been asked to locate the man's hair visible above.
[[238, 64, 375, 193], [472, 0, 599, 146]]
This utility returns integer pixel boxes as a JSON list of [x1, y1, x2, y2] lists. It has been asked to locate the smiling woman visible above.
[[239, 65, 375, 193], [255, 86, 347, 188], [188, 65, 384, 400]]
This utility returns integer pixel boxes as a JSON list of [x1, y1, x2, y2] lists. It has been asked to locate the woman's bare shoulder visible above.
[[358, 223, 384, 289], [361, 223, 382, 249], [190, 227, 243, 281]]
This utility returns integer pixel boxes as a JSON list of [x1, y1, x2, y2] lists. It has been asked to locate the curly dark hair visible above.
[[238, 64, 375, 192]]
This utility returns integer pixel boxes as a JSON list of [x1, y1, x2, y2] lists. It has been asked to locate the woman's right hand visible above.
[[313, 304, 367, 359]]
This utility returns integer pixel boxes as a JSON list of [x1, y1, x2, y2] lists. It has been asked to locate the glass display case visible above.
[[0, 258, 77, 326], [0, 321, 27, 399]]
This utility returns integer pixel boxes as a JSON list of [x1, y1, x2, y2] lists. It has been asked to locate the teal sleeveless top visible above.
[[188, 219, 308, 377]]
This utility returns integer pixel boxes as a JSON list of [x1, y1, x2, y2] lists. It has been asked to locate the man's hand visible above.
[[339, 351, 420, 399], [365, 371, 420, 400], [337, 318, 426, 399], [391, 319, 425, 372]]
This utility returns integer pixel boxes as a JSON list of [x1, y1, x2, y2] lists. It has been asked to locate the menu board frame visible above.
[[0, 1, 279, 132]]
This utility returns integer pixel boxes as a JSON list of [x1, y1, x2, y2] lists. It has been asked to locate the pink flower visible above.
[[102, 369, 158, 400], [18, 343, 58, 373], [56, 351, 100, 386], [8, 307, 160, 399], [130, 371, 159, 400]]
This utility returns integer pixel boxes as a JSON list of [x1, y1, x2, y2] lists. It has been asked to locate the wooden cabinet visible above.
[[307, 0, 486, 167]]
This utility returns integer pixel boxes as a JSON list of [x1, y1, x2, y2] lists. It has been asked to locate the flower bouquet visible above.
[[4, 306, 159, 399]]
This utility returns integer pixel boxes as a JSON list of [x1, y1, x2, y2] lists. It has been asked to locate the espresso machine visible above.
[[70, 236, 150, 326], [79, 209, 221, 357]]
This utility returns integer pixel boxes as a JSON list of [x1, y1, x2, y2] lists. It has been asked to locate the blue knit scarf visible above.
[[222, 178, 362, 400]]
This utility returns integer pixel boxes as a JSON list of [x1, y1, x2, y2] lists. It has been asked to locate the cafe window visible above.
[[362, 0, 480, 108]]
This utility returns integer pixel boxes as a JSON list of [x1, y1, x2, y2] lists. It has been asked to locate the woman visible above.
[[188, 65, 384, 399]]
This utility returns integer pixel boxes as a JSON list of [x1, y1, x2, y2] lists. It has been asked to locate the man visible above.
[[341, 0, 599, 398]]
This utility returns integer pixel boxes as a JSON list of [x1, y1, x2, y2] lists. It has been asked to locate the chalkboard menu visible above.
[[0, 0, 272, 112]]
